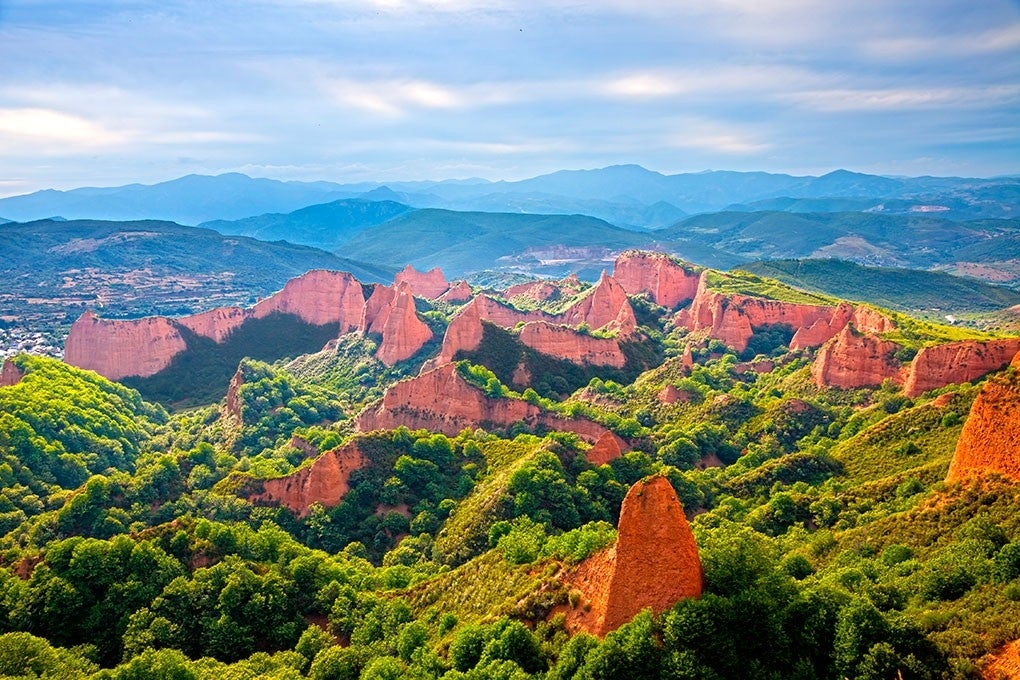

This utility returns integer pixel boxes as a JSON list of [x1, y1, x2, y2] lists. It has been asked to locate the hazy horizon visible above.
[[1, 0, 1018, 197]]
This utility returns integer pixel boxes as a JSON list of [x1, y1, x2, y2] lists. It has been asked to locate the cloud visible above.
[[789, 85, 1020, 112], [0, 108, 124, 150]]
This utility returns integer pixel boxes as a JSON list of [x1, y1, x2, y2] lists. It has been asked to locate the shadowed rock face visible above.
[[946, 356, 1020, 484], [246, 441, 367, 517], [64, 269, 369, 380], [565, 475, 703, 636], [440, 280, 473, 303], [356, 363, 607, 442], [394, 264, 450, 300], [613, 250, 702, 308], [0, 359, 24, 387]]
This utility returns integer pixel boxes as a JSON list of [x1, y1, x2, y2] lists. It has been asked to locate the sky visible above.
[[0, 0, 1018, 196]]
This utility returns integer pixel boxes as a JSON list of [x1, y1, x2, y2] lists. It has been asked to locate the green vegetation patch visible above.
[[123, 312, 342, 409]]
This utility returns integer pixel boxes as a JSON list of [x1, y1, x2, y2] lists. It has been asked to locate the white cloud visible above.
[[0, 108, 124, 149], [789, 85, 1020, 112]]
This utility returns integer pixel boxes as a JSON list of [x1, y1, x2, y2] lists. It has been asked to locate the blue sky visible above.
[[0, 0, 1018, 196]]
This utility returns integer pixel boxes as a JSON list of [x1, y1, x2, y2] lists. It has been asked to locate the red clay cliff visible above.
[[946, 356, 1020, 484], [64, 311, 189, 381], [903, 338, 1020, 398], [247, 441, 368, 517], [356, 363, 607, 442], [613, 250, 702, 309], [564, 475, 703, 636], [393, 264, 450, 300]]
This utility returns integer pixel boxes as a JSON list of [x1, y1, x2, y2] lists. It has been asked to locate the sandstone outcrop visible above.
[[394, 264, 450, 300], [946, 359, 1020, 483], [440, 280, 473, 303], [503, 273, 584, 304], [223, 367, 245, 425], [63, 269, 379, 381], [359, 284, 396, 335], [0, 359, 24, 387], [811, 325, 904, 389], [253, 269, 365, 330], [586, 431, 627, 465], [613, 251, 702, 308], [247, 441, 367, 517], [356, 363, 607, 441], [676, 273, 840, 354], [560, 271, 636, 333], [903, 338, 1020, 398], [177, 306, 249, 343], [64, 311, 188, 380], [518, 322, 627, 368], [429, 287, 635, 371], [564, 476, 702, 636], [374, 283, 434, 366], [982, 639, 1020, 680]]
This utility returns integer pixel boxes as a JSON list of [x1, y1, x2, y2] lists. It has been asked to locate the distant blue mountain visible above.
[[1, 166, 1017, 226], [200, 198, 414, 250]]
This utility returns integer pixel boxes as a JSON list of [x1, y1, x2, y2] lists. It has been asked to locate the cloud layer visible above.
[[0, 0, 1017, 194]]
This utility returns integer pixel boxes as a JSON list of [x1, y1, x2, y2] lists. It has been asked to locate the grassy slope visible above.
[[739, 258, 1020, 315], [340, 209, 652, 276]]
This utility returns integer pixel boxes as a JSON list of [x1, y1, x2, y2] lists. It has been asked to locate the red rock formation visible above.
[[374, 283, 434, 366], [560, 271, 636, 333], [0, 359, 24, 387], [178, 306, 248, 343], [430, 296, 489, 367], [439, 280, 472, 303], [811, 325, 904, 389], [518, 322, 627, 368], [946, 361, 1020, 484], [613, 251, 702, 308], [356, 363, 607, 441], [903, 338, 1020, 398], [394, 264, 450, 299], [252, 269, 365, 330], [248, 441, 367, 517], [223, 367, 244, 424], [64, 311, 188, 380], [677, 274, 840, 354], [586, 431, 627, 465], [658, 384, 685, 404], [359, 284, 396, 334], [503, 273, 585, 304], [983, 639, 1020, 680], [565, 476, 702, 636]]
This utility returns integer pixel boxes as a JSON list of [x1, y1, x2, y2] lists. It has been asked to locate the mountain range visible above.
[[2, 165, 1017, 226]]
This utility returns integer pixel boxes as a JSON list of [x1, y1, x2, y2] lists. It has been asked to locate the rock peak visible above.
[[564, 475, 703, 636]]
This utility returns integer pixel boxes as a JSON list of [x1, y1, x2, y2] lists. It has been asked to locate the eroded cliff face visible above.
[[223, 367, 245, 425], [247, 441, 367, 517], [946, 360, 1020, 484], [503, 273, 584, 304], [586, 431, 627, 465], [356, 363, 606, 441], [439, 280, 473, 303], [375, 283, 434, 366], [64, 311, 188, 381], [903, 339, 1020, 398], [811, 325, 904, 389], [564, 476, 703, 636], [518, 322, 627, 368], [676, 274, 841, 354], [177, 306, 249, 343], [0, 359, 24, 387], [393, 264, 450, 300], [560, 271, 636, 333], [613, 251, 702, 309], [253, 269, 365, 330]]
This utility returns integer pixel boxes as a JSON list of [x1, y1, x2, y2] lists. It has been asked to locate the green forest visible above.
[[1, 268, 1019, 680]]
